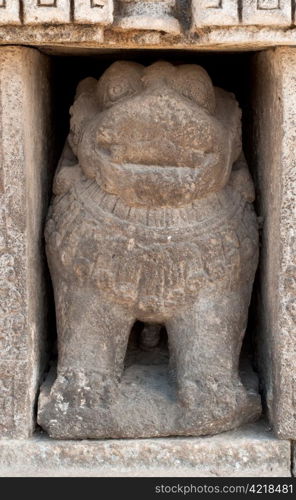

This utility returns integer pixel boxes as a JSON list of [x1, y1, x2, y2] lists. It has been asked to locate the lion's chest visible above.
[[45, 182, 257, 318]]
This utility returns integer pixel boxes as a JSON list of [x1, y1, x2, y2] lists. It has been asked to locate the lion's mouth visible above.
[[95, 144, 218, 171]]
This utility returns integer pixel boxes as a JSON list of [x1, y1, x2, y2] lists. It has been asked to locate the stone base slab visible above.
[[38, 358, 261, 439], [0, 422, 291, 477]]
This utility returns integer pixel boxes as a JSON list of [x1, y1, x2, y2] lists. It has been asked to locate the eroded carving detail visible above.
[[0, 0, 20, 24], [37, 0, 57, 6], [114, 0, 181, 34], [192, 0, 239, 27], [205, 1, 223, 7], [257, 0, 280, 9], [38, 61, 261, 439], [242, 0, 291, 25], [23, 0, 71, 24], [74, 0, 113, 24], [0, 1, 294, 27], [91, 0, 106, 6]]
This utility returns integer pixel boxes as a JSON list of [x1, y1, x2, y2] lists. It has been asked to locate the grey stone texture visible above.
[[115, 0, 181, 34], [38, 61, 261, 439], [0, 46, 53, 438], [1, 1, 296, 51], [250, 48, 296, 440], [0, 423, 291, 477], [0, 0, 20, 25], [23, 0, 71, 25], [74, 0, 113, 25], [242, 0, 292, 26], [192, 0, 239, 27], [0, 0, 295, 35]]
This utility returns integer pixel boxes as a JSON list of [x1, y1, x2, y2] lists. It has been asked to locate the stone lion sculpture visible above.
[[38, 61, 261, 439]]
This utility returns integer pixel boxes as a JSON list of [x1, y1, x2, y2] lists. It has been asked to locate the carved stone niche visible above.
[[37, 60, 262, 439]]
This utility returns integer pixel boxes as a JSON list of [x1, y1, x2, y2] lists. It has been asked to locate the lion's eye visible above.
[[108, 81, 132, 102]]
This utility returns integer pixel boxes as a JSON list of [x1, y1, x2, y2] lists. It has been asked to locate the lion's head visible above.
[[68, 61, 242, 208]]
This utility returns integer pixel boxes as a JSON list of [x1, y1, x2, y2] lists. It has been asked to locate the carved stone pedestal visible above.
[[0, 423, 291, 477]]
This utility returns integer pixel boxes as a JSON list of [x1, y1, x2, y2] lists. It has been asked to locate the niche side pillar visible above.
[[0, 46, 53, 438]]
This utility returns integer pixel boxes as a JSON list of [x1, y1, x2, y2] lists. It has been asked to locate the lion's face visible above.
[[69, 61, 242, 208]]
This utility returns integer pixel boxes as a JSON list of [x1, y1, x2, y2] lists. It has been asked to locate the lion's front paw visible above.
[[178, 375, 249, 417], [50, 369, 118, 410]]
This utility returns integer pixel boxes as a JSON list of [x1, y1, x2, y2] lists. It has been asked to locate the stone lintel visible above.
[[0, 423, 291, 477], [0, 25, 296, 52]]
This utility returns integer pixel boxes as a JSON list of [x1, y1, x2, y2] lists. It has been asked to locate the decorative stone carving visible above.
[[242, 0, 292, 26], [192, 0, 239, 27], [114, 0, 181, 34], [0, 0, 294, 32], [38, 60, 261, 439], [23, 0, 71, 24], [74, 0, 113, 25], [0, 0, 20, 25]]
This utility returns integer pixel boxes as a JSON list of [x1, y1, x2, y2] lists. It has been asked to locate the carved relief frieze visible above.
[[74, 0, 113, 25], [192, 0, 239, 27], [0, 0, 21, 25], [0, 1, 294, 29], [242, 0, 292, 26], [114, 0, 181, 34], [23, 0, 71, 24]]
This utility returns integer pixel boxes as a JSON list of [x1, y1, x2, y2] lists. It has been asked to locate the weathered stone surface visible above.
[[0, 46, 53, 437], [23, 0, 71, 24], [0, 423, 291, 477], [1, 17, 296, 51], [0, 24, 105, 45], [74, 0, 113, 25], [0, 0, 294, 36], [0, 26, 295, 54], [0, 0, 20, 25], [38, 61, 261, 439], [192, 0, 239, 27], [242, 0, 292, 26], [250, 48, 296, 439], [115, 0, 181, 34]]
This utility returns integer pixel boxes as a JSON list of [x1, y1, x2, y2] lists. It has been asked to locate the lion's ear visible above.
[[228, 153, 255, 203], [52, 140, 81, 195], [214, 87, 242, 166], [68, 77, 100, 156]]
